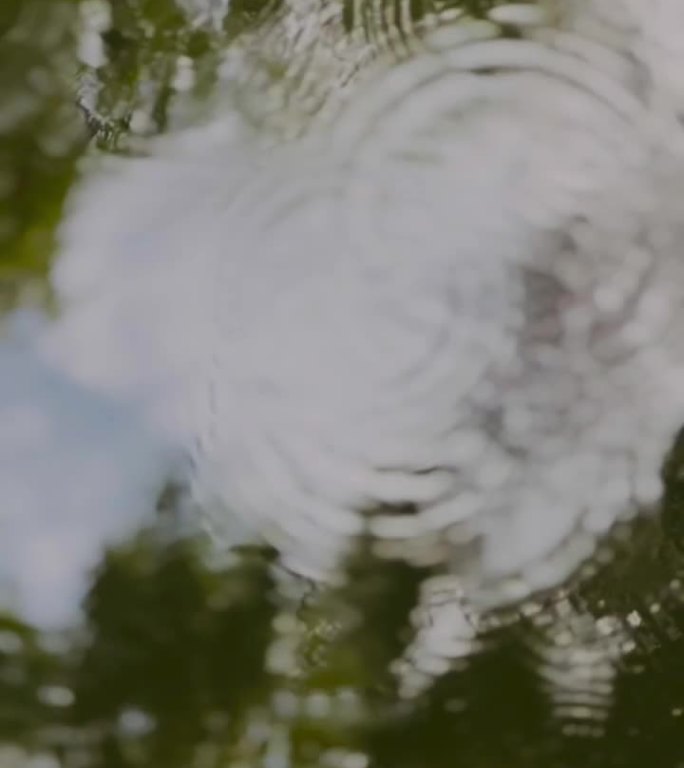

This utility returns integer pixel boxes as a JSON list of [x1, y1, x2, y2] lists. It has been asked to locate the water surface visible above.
[[3, 1, 684, 766]]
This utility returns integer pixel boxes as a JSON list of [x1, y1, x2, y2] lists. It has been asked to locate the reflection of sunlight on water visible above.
[[3, 1, 684, 652]]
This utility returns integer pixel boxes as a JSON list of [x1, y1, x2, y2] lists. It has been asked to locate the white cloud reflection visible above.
[[0, 313, 179, 626], [5, 2, 684, 628]]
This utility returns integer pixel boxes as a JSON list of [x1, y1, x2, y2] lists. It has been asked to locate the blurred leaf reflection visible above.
[[3, 464, 684, 768]]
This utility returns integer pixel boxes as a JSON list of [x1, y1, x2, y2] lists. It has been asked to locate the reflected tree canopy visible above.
[[1, 438, 684, 767]]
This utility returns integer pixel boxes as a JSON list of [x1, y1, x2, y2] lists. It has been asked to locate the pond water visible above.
[[3, 1, 684, 766]]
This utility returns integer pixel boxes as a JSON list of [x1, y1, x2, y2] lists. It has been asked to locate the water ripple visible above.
[[192, 6, 684, 606]]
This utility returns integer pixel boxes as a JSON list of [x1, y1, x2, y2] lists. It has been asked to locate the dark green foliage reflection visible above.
[[4, 494, 684, 767]]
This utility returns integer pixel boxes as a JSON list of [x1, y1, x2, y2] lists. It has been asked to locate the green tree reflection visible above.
[[2, 485, 684, 767]]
